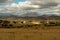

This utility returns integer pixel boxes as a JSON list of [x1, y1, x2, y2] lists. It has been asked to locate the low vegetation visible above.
[[0, 19, 59, 40], [0, 19, 60, 28]]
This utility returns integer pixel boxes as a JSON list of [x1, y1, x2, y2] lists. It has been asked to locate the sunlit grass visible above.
[[0, 26, 60, 40]]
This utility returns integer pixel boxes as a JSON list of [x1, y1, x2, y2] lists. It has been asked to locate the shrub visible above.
[[3, 20, 10, 24], [0, 20, 3, 23], [1, 24, 8, 28], [13, 21, 17, 24]]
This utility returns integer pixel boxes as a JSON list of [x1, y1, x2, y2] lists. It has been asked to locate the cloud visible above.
[[0, 1, 40, 13], [28, 0, 60, 4], [0, 0, 60, 16], [28, 0, 60, 8], [0, 0, 14, 4], [5, 1, 40, 10]]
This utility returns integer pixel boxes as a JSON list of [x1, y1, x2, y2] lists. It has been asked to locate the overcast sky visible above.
[[0, 0, 60, 16]]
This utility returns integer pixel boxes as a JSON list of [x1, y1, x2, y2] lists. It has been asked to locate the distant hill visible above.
[[0, 13, 60, 20], [20, 12, 40, 17]]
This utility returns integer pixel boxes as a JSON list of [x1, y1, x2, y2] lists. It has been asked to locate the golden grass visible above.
[[0, 26, 60, 40]]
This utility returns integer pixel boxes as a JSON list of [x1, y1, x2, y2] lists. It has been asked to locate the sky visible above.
[[0, 0, 60, 16], [15, 0, 26, 3]]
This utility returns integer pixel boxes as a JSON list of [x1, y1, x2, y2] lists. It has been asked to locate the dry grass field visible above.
[[0, 26, 60, 40]]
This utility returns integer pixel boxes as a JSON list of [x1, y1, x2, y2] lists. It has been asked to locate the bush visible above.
[[0, 20, 3, 23], [1, 24, 8, 28], [3, 20, 10, 24], [13, 21, 17, 24]]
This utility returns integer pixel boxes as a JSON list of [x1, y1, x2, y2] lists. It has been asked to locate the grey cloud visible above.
[[28, 0, 60, 8], [0, 0, 60, 16], [0, 0, 14, 4], [22, 7, 39, 10], [40, 3, 58, 8], [0, 0, 8, 3]]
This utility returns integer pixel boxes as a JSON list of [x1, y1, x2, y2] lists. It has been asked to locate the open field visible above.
[[0, 26, 60, 40], [0, 18, 60, 40]]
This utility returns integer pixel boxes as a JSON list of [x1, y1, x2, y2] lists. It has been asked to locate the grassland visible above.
[[0, 26, 60, 40], [0, 18, 60, 40]]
